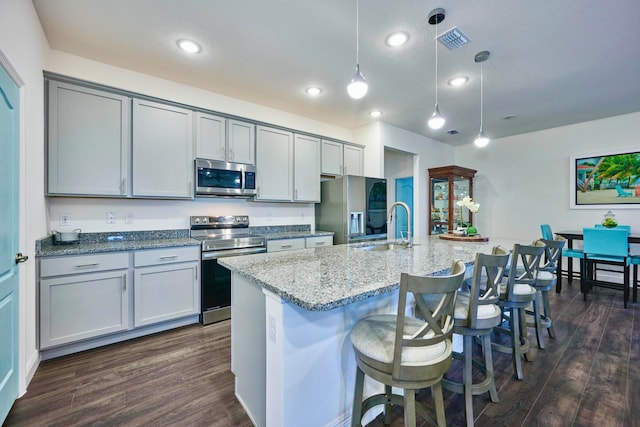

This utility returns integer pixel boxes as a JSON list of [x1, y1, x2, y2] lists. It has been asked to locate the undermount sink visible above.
[[355, 243, 408, 251]]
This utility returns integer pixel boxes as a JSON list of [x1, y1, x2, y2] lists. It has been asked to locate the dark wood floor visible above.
[[5, 278, 639, 427]]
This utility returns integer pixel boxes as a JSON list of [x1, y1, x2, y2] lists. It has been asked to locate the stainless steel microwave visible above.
[[195, 159, 257, 197]]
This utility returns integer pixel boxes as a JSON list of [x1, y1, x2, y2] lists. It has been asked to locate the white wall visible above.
[[42, 50, 364, 233], [0, 0, 50, 394], [378, 122, 455, 238], [455, 111, 640, 244]]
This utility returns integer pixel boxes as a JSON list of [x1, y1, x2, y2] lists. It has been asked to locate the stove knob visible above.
[[194, 218, 200, 224], [202, 217, 208, 223]]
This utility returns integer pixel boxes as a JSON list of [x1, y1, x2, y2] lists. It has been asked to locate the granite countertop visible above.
[[36, 230, 198, 257], [35, 226, 334, 257], [219, 235, 521, 311]]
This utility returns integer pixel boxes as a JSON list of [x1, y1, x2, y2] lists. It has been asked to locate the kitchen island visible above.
[[220, 235, 520, 427]]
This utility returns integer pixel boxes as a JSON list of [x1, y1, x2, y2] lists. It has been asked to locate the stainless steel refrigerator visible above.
[[315, 175, 387, 244]]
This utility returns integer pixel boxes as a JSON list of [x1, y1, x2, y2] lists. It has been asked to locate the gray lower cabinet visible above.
[[39, 246, 200, 356], [39, 252, 130, 349], [266, 236, 333, 252], [133, 247, 200, 327]]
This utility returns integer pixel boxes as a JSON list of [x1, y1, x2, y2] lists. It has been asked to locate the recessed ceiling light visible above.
[[385, 32, 410, 47], [177, 39, 201, 54], [448, 76, 469, 87], [369, 110, 383, 118], [305, 87, 323, 96]]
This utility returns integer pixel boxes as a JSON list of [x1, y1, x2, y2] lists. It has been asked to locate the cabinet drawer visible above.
[[306, 236, 333, 248], [267, 238, 305, 252], [40, 252, 129, 277], [134, 246, 199, 267]]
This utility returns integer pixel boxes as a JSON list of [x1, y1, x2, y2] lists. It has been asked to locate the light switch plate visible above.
[[125, 212, 134, 224]]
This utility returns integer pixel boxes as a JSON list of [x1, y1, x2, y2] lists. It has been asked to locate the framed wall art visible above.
[[570, 149, 640, 209]]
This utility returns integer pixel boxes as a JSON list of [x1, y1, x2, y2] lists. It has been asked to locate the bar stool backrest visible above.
[[466, 251, 509, 329], [394, 260, 465, 379], [537, 236, 566, 273], [503, 243, 544, 300]]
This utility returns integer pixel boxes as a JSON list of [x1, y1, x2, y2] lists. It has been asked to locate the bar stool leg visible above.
[[404, 389, 417, 427], [483, 333, 499, 402], [351, 366, 365, 427], [463, 335, 473, 427], [384, 385, 392, 424], [510, 307, 524, 380], [532, 292, 545, 349], [542, 290, 555, 338], [432, 382, 446, 427]]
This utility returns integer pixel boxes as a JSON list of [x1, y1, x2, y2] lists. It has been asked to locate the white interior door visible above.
[[0, 63, 21, 423]]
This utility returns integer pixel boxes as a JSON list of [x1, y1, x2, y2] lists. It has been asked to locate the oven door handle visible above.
[[202, 247, 267, 260]]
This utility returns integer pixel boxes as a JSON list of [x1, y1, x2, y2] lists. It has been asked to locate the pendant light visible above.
[[347, 0, 368, 99], [427, 8, 446, 130], [474, 51, 490, 148]]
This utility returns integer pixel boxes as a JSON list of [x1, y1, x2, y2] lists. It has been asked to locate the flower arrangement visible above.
[[456, 196, 479, 232]]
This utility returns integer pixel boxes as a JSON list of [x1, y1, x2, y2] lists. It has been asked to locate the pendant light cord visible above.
[[355, 0, 360, 64], [480, 63, 484, 129], [434, 18, 438, 103]]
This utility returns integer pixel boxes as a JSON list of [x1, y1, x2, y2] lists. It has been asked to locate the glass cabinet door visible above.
[[431, 178, 449, 234], [428, 165, 477, 235]]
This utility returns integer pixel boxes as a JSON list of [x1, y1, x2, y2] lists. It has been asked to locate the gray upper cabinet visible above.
[[195, 113, 255, 165], [321, 139, 364, 177], [132, 99, 194, 198], [227, 119, 255, 165], [256, 126, 293, 201], [195, 112, 226, 161], [343, 144, 364, 176], [47, 81, 130, 196], [293, 134, 320, 202]]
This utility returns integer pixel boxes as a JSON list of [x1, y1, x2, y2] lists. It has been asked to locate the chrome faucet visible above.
[[387, 201, 412, 247]]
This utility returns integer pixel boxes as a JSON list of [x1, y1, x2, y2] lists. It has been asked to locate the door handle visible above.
[[15, 252, 29, 264]]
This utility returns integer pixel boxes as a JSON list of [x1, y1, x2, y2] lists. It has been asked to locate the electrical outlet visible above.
[[125, 212, 134, 224], [106, 211, 116, 224], [59, 213, 71, 226]]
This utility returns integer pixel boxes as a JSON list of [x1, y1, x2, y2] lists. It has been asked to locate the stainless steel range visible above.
[[190, 215, 266, 324]]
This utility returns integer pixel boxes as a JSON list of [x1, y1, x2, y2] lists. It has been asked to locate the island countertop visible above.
[[219, 235, 520, 311]]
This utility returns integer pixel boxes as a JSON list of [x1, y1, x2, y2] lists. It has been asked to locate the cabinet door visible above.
[[134, 261, 199, 327], [228, 120, 255, 165], [132, 99, 193, 198], [195, 112, 226, 161], [294, 134, 320, 202], [40, 270, 129, 348], [47, 81, 130, 196], [256, 126, 293, 201], [321, 140, 343, 176], [343, 145, 364, 176]]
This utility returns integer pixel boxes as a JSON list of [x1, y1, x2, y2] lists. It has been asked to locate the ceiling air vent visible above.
[[437, 27, 470, 50], [446, 129, 460, 135]]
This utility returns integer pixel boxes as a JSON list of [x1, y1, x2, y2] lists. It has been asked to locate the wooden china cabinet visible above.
[[428, 165, 477, 234]]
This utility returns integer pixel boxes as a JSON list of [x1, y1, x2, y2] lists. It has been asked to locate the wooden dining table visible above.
[[554, 230, 640, 293]]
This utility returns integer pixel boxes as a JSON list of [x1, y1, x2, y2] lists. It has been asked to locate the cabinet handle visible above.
[[257, 186, 260, 198], [75, 263, 99, 268], [342, 165, 346, 175], [281, 244, 293, 249], [229, 148, 234, 160], [123, 274, 127, 291], [159, 255, 178, 260], [121, 178, 126, 195], [188, 182, 192, 194], [295, 189, 298, 199], [315, 242, 325, 246]]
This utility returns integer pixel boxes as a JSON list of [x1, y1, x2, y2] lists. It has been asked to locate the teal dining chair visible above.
[[582, 227, 631, 308], [540, 224, 582, 293]]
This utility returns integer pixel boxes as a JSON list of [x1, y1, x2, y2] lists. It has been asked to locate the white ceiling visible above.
[[32, 0, 640, 146]]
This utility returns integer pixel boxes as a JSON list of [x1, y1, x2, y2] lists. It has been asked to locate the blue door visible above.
[[0, 63, 20, 423], [395, 177, 414, 239]]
